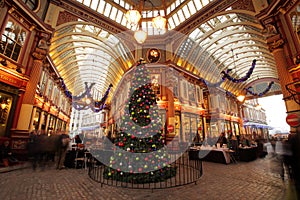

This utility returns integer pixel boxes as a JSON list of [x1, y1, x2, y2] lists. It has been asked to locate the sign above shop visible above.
[[286, 113, 300, 127], [0, 69, 27, 88]]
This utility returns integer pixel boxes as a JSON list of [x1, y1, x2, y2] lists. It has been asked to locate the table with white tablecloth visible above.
[[189, 147, 232, 164]]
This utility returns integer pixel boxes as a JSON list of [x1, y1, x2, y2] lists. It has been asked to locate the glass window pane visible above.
[[110, 7, 117, 20], [97, 0, 105, 14], [104, 4, 112, 17], [83, 0, 91, 7], [90, 0, 99, 10], [188, 1, 196, 15]]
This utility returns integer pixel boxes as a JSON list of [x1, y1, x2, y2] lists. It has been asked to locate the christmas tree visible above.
[[103, 59, 177, 183]]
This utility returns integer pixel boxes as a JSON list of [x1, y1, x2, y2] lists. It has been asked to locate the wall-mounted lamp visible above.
[[237, 95, 245, 102], [295, 55, 300, 65], [1, 103, 6, 109], [0, 59, 7, 66]]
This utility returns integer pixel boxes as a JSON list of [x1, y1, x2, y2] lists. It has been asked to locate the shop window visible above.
[[188, 83, 195, 102], [46, 80, 53, 97], [53, 86, 59, 105], [22, 0, 39, 11], [0, 93, 12, 137], [38, 71, 48, 95], [33, 109, 41, 131], [1, 19, 27, 62], [290, 4, 300, 43], [151, 74, 160, 96], [173, 77, 179, 97]]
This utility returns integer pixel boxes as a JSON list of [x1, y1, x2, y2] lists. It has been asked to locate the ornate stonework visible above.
[[56, 11, 78, 27], [58, 2, 125, 34], [32, 48, 47, 61], [268, 38, 285, 52], [231, 0, 255, 12]]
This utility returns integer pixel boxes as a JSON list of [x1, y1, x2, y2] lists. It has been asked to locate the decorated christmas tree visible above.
[[103, 59, 177, 183]]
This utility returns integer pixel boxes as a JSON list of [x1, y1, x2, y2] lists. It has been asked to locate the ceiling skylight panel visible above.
[[207, 43, 217, 50], [200, 23, 212, 32], [115, 10, 123, 23], [85, 25, 95, 33], [99, 30, 109, 38], [97, 0, 105, 14], [175, 0, 181, 7], [83, 0, 91, 7], [182, 5, 191, 18], [107, 34, 119, 44], [177, 9, 186, 22], [104, 4, 112, 17], [168, 18, 175, 29], [217, 38, 227, 45], [193, 0, 203, 10], [200, 38, 211, 48], [110, 7, 118, 20], [172, 14, 180, 26], [188, 1, 196, 15], [119, 0, 125, 7], [124, 2, 130, 10], [201, 0, 210, 6], [76, 0, 83, 3], [170, 2, 176, 12], [189, 28, 200, 40], [121, 16, 127, 26], [90, 0, 99, 10], [167, 7, 171, 15], [211, 29, 222, 37]]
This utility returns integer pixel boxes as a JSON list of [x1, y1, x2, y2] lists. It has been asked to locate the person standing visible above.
[[56, 133, 70, 170], [289, 128, 300, 198]]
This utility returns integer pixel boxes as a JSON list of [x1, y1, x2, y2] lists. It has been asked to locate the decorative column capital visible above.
[[266, 34, 285, 52], [32, 48, 47, 61]]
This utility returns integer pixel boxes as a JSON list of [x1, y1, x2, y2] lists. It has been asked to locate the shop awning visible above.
[[243, 122, 274, 130]]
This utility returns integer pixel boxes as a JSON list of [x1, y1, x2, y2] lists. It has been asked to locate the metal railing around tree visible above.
[[88, 150, 203, 190]]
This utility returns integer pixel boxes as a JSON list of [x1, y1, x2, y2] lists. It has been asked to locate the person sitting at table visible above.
[[0, 140, 18, 167], [217, 132, 228, 147], [74, 134, 82, 147]]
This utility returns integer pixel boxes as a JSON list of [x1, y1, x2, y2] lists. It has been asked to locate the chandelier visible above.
[[125, 0, 167, 43]]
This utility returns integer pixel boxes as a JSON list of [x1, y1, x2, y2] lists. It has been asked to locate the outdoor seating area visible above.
[[188, 145, 257, 164]]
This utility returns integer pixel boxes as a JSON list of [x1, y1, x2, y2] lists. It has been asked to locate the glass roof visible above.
[[49, 21, 134, 98], [49, 0, 280, 100], [174, 9, 278, 95]]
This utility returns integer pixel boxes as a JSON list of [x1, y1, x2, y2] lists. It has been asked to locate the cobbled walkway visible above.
[[0, 156, 294, 200]]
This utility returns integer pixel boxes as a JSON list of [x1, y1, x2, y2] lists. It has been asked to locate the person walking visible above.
[[56, 133, 70, 170]]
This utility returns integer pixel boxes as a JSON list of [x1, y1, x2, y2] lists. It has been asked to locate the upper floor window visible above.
[[0, 19, 27, 62], [22, 0, 39, 11]]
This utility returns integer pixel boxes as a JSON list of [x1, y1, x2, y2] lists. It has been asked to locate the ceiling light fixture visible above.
[[126, 0, 167, 43], [134, 26, 148, 44]]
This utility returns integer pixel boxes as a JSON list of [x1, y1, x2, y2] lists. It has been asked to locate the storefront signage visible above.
[[167, 125, 174, 133], [286, 113, 300, 127], [0, 70, 25, 88]]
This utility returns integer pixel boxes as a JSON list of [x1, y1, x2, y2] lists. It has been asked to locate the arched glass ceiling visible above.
[[75, 0, 213, 35], [174, 10, 279, 96], [49, 21, 134, 98]]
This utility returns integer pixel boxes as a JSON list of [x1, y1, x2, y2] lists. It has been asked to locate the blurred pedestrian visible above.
[[56, 133, 70, 170]]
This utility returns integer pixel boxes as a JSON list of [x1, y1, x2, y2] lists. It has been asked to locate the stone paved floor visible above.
[[0, 156, 295, 200]]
